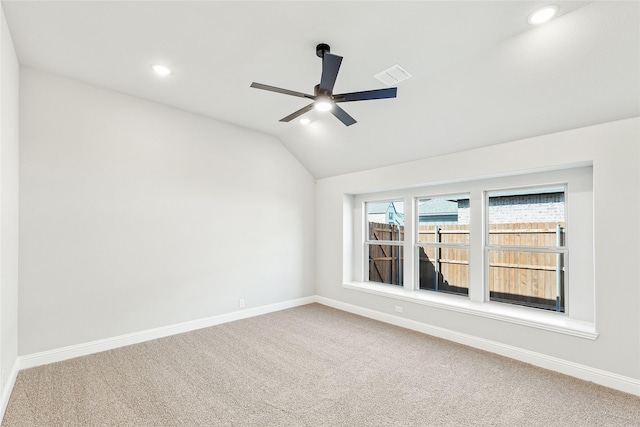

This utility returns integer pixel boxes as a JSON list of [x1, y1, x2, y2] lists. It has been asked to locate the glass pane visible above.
[[418, 247, 468, 296], [417, 196, 469, 244], [367, 201, 404, 241], [488, 250, 564, 312], [368, 245, 403, 286], [487, 189, 565, 247]]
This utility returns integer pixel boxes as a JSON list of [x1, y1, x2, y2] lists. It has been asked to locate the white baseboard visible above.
[[315, 296, 640, 397], [0, 359, 19, 421], [20, 296, 316, 370]]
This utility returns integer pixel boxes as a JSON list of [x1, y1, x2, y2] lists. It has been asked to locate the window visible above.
[[486, 188, 566, 312], [348, 167, 594, 337], [366, 201, 404, 285], [416, 196, 469, 296]]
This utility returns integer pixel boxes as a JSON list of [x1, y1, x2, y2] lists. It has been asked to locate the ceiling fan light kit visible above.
[[314, 96, 333, 112], [250, 43, 398, 126]]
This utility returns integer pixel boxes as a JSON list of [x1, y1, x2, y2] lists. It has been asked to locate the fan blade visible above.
[[319, 53, 343, 93], [279, 103, 315, 122], [331, 105, 357, 126], [334, 87, 397, 103], [250, 82, 313, 99]]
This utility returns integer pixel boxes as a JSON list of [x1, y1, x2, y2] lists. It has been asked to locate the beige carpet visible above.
[[3, 303, 640, 426]]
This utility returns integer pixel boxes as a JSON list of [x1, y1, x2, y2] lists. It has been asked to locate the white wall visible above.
[[19, 68, 315, 355], [0, 1, 19, 403], [316, 117, 640, 381]]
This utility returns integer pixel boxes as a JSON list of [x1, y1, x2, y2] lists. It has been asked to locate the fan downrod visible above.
[[316, 43, 330, 58]]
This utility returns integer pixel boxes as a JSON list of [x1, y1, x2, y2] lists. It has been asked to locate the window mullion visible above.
[[468, 190, 485, 303], [403, 196, 415, 290]]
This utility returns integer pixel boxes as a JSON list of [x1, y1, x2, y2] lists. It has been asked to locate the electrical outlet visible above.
[[395, 306, 403, 313], [239, 299, 245, 308]]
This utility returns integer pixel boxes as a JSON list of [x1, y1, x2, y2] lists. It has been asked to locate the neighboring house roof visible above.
[[367, 201, 405, 224], [367, 201, 405, 215], [418, 199, 458, 216], [367, 202, 392, 214]]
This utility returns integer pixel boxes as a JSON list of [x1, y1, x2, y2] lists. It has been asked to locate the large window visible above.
[[416, 196, 469, 296], [349, 167, 594, 335], [486, 188, 566, 312]]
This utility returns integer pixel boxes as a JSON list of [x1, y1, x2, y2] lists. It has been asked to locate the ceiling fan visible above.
[[250, 43, 397, 126]]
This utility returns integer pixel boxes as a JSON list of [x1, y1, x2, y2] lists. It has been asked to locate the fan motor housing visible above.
[[314, 84, 332, 97]]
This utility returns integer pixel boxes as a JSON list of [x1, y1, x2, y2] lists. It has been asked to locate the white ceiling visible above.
[[3, 1, 639, 178]]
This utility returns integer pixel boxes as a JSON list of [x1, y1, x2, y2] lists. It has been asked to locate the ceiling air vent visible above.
[[374, 64, 412, 86]]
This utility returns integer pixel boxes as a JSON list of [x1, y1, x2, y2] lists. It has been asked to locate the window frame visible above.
[[415, 194, 470, 297], [364, 199, 405, 286], [484, 185, 569, 313], [347, 167, 596, 339]]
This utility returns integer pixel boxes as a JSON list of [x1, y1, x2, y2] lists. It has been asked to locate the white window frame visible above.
[[415, 194, 470, 296], [484, 185, 568, 313], [365, 199, 405, 286], [346, 167, 596, 339]]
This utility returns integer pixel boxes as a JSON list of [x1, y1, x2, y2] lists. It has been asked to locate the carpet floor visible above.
[[3, 303, 640, 426]]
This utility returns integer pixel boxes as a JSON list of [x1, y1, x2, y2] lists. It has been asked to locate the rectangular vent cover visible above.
[[374, 64, 412, 86]]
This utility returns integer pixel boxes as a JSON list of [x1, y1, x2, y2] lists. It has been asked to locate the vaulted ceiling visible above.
[[3, 1, 639, 178]]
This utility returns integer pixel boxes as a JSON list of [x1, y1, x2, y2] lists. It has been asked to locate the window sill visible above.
[[342, 281, 598, 340]]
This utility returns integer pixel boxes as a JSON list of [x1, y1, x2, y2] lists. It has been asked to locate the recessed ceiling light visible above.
[[152, 64, 172, 76], [300, 118, 311, 125], [528, 5, 559, 25]]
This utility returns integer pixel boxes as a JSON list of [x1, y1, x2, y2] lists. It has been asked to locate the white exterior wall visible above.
[[18, 68, 316, 355], [316, 117, 640, 383], [488, 194, 565, 224]]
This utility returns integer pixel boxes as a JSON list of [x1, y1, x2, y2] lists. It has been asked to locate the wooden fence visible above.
[[487, 222, 564, 311], [368, 223, 404, 285], [368, 222, 564, 311], [417, 225, 469, 296]]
